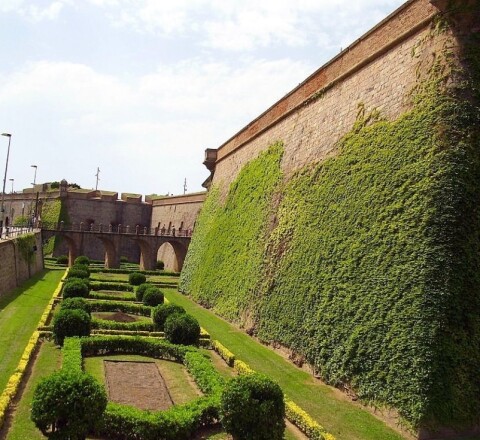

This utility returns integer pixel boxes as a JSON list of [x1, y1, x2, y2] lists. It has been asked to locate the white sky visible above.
[[0, 0, 405, 197]]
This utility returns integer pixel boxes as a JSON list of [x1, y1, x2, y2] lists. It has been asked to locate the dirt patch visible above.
[[104, 360, 173, 411], [92, 312, 140, 323]]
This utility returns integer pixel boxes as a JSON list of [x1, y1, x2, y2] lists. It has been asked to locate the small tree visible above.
[[53, 309, 91, 346], [129, 272, 146, 286], [135, 283, 152, 302], [142, 286, 164, 307], [31, 370, 107, 440], [72, 263, 90, 276], [62, 279, 89, 299], [220, 373, 285, 440], [164, 313, 200, 345], [152, 303, 186, 330], [74, 256, 90, 266]]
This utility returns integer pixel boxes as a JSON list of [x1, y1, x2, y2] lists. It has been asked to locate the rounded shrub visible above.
[[164, 313, 200, 345], [31, 370, 107, 439], [120, 256, 129, 263], [220, 373, 285, 440], [66, 268, 89, 279], [142, 286, 164, 307], [152, 303, 186, 331], [61, 297, 91, 315], [72, 263, 90, 276], [53, 309, 91, 346], [135, 283, 152, 302], [74, 255, 90, 266], [129, 272, 146, 286], [65, 276, 90, 289], [156, 260, 165, 270], [56, 255, 68, 265], [62, 279, 89, 299]]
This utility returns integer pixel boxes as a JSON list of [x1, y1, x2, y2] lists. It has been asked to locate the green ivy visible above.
[[15, 233, 37, 264], [180, 14, 480, 430], [179, 143, 283, 323], [41, 199, 69, 255]]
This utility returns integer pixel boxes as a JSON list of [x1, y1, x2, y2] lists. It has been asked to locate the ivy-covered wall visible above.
[[40, 199, 68, 255], [180, 8, 480, 432]]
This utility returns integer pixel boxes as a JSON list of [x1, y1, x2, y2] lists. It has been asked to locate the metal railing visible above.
[[39, 221, 193, 238], [0, 225, 37, 240]]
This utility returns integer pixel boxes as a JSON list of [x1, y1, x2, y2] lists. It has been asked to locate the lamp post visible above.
[[9, 178, 14, 227], [0, 133, 12, 239], [31, 165, 37, 227]]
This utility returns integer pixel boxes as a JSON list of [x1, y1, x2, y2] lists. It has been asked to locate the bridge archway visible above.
[[96, 236, 120, 269], [155, 240, 187, 272], [60, 235, 78, 267]]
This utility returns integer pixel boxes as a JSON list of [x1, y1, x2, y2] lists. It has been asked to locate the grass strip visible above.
[[164, 288, 406, 440]]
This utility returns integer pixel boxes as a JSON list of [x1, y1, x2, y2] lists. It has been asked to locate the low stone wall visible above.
[[0, 232, 44, 297]]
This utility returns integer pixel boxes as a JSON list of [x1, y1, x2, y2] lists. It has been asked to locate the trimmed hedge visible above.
[[90, 268, 179, 277], [61, 297, 91, 315], [88, 291, 136, 302], [129, 272, 146, 286], [152, 303, 186, 331], [142, 286, 164, 307], [53, 309, 91, 346], [89, 300, 152, 317], [62, 280, 89, 299], [164, 313, 200, 346], [90, 282, 133, 292], [66, 268, 89, 279], [220, 373, 285, 440], [135, 283, 152, 301]]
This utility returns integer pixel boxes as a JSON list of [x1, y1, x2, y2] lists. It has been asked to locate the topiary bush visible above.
[[156, 260, 165, 270], [66, 268, 89, 279], [72, 263, 90, 276], [56, 255, 68, 265], [135, 283, 152, 302], [31, 370, 107, 439], [53, 309, 91, 346], [129, 272, 146, 286], [61, 297, 91, 315], [74, 256, 90, 266], [62, 279, 89, 299], [220, 373, 285, 440], [142, 286, 164, 307], [164, 313, 200, 345], [152, 303, 186, 331]]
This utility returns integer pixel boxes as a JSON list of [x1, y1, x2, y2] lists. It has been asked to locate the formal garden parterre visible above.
[[0, 259, 335, 440]]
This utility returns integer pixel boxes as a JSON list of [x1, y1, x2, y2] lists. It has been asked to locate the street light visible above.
[[0, 133, 12, 239], [9, 178, 14, 227], [31, 165, 37, 227]]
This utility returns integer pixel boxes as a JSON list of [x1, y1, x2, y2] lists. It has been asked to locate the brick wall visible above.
[[0, 232, 44, 298], [211, 0, 439, 188]]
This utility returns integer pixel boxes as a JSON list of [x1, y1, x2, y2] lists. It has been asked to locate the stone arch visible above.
[[97, 236, 120, 269], [59, 234, 78, 267], [133, 238, 155, 271], [156, 239, 187, 272]]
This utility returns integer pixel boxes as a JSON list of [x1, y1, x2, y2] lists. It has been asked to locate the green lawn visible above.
[[0, 269, 64, 393], [6, 341, 62, 440], [164, 288, 407, 440]]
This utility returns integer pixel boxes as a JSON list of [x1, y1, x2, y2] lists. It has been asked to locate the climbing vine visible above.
[[15, 234, 37, 265]]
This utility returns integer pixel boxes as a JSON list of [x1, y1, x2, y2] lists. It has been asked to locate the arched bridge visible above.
[[40, 222, 191, 271]]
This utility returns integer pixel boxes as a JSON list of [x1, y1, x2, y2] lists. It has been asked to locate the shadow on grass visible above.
[[0, 269, 51, 311]]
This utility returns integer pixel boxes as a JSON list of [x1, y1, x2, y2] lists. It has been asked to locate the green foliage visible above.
[[91, 318, 153, 332], [179, 33, 480, 428], [66, 268, 89, 279], [129, 272, 146, 286], [152, 303, 186, 330], [13, 215, 28, 226], [61, 297, 91, 315], [89, 267, 179, 276], [53, 309, 91, 346], [62, 337, 83, 373], [183, 351, 225, 396], [156, 260, 165, 270], [15, 234, 36, 264], [31, 370, 107, 439], [180, 143, 283, 320], [62, 279, 89, 299], [142, 286, 164, 306], [90, 282, 133, 292], [136, 282, 152, 301], [74, 256, 90, 266], [72, 263, 90, 275], [41, 199, 68, 255], [164, 313, 200, 346], [89, 300, 151, 316], [55, 255, 68, 265], [220, 373, 285, 440]]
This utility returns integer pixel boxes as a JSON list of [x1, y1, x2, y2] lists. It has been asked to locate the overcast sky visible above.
[[0, 0, 405, 197]]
